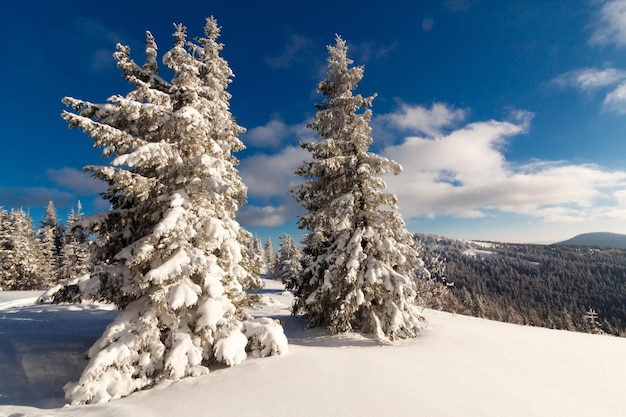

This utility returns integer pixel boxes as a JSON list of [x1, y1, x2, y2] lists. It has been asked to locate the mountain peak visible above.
[[554, 232, 626, 249]]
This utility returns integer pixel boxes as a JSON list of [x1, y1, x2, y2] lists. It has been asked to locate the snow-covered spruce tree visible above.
[[38, 201, 64, 286], [291, 36, 432, 341], [60, 18, 286, 405], [274, 233, 302, 289], [240, 234, 264, 288], [40, 202, 94, 304], [0, 209, 46, 290], [59, 202, 91, 280], [264, 237, 276, 273], [0, 207, 9, 290], [41, 201, 64, 264]]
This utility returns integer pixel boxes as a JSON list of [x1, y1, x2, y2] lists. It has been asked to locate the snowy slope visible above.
[[1, 280, 625, 417]]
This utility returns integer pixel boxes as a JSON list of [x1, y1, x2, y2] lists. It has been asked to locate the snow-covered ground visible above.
[[1, 279, 625, 417]]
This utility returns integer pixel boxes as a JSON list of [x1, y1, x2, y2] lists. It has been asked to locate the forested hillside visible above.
[[418, 234, 626, 336]]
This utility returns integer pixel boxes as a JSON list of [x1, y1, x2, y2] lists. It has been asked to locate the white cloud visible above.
[[245, 119, 290, 148], [244, 118, 314, 148], [237, 205, 290, 227], [590, 0, 626, 47], [239, 105, 626, 230], [552, 3, 626, 115], [613, 188, 626, 206], [603, 80, 626, 113], [266, 34, 314, 69], [46, 167, 107, 195], [237, 141, 313, 228], [552, 68, 626, 91], [239, 145, 307, 198], [376, 102, 468, 137], [237, 120, 317, 227], [552, 67, 626, 114], [381, 107, 626, 224]]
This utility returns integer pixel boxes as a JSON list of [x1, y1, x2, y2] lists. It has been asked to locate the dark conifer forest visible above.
[[418, 234, 626, 336]]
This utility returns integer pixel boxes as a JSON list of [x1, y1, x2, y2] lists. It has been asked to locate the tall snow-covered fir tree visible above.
[[291, 36, 432, 341], [59, 18, 286, 405]]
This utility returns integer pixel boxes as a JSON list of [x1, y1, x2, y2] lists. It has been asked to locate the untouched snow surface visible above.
[[1, 279, 625, 417]]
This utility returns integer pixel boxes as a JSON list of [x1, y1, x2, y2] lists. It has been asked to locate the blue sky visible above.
[[2, 0, 626, 244]]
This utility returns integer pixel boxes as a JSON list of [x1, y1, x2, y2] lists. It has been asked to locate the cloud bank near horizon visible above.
[[239, 102, 626, 229]]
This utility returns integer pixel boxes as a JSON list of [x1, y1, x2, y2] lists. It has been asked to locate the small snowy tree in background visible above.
[[59, 18, 286, 405], [238, 235, 264, 289], [38, 201, 64, 285], [244, 234, 267, 277], [264, 237, 276, 273], [59, 202, 91, 280], [274, 233, 302, 289], [291, 36, 433, 341], [0, 207, 9, 290], [41, 202, 94, 304], [584, 308, 604, 334], [41, 201, 64, 263]]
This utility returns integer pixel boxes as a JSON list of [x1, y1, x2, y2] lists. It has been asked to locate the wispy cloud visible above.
[[0, 168, 107, 212], [445, 0, 470, 12], [46, 167, 107, 195], [266, 34, 314, 69], [347, 40, 397, 64], [72, 17, 126, 71], [603, 81, 626, 113], [552, 67, 626, 114], [589, 0, 626, 47], [0, 187, 74, 209], [552, 68, 626, 91], [552, 2, 626, 115], [73, 17, 123, 45]]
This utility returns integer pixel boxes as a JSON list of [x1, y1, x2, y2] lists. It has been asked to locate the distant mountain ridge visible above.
[[554, 232, 626, 249]]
